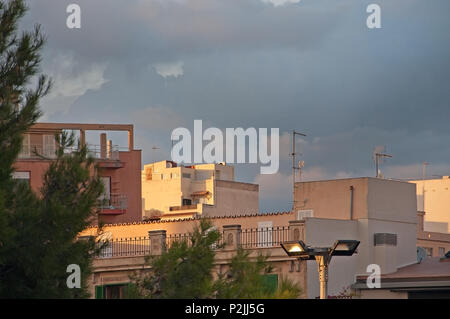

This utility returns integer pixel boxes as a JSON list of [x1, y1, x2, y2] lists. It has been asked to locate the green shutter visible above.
[[261, 274, 278, 294], [95, 285, 104, 299]]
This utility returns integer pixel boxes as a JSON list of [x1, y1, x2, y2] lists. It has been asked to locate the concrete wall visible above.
[[304, 218, 359, 298], [294, 178, 368, 220], [295, 178, 418, 298], [410, 177, 450, 233]]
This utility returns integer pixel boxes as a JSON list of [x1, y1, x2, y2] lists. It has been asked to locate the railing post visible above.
[[222, 225, 241, 250], [288, 220, 304, 242], [148, 230, 166, 255]]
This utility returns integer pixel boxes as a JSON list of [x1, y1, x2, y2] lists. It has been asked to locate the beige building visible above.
[[409, 176, 450, 233], [141, 160, 259, 220], [78, 176, 449, 299], [294, 177, 419, 298]]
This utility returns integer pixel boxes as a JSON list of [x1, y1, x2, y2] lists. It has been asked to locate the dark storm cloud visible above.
[[20, 0, 450, 211]]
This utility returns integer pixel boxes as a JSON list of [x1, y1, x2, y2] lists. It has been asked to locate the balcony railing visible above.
[[98, 193, 128, 211], [240, 226, 290, 248], [97, 237, 150, 258], [17, 143, 126, 160], [94, 226, 290, 258]]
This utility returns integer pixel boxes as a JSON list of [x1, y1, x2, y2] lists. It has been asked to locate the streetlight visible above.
[[281, 239, 360, 299]]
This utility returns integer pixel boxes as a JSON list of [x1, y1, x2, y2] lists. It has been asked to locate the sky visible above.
[[20, 0, 450, 212]]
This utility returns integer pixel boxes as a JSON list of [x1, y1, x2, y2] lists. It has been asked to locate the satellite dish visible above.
[[417, 247, 427, 263]]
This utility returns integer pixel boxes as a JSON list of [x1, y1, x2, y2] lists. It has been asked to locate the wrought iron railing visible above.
[[94, 226, 290, 258], [97, 237, 150, 258], [240, 226, 290, 248]]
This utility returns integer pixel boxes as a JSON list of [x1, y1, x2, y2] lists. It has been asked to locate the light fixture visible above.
[[330, 240, 360, 256], [280, 241, 310, 259], [281, 239, 360, 299]]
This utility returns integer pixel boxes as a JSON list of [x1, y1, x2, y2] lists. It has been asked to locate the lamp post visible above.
[[281, 240, 360, 299]]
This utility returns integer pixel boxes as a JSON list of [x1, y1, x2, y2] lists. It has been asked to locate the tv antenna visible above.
[[373, 146, 392, 178], [292, 130, 307, 210]]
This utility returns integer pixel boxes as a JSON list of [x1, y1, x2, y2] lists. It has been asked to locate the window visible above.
[[182, 173, 191, 179], [182, 198, 192, 206], [297, 209, 313, 220], [12, 171, 30, 186], [439, 247, 446, 256]]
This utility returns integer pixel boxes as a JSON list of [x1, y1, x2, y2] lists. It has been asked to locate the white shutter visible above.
[[43, 135, 56, 158]]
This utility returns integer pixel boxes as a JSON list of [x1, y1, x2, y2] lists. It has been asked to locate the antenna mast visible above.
[[374, 152, 392, 178], [292, 130, 306, 210]]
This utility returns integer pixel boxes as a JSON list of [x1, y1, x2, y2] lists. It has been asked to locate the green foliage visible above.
[[216, 248, 302, 299], [0, 131, 105, 298], [0, 1, 103, 298], [216, 249, 273, 299], [129, 219, 221, 299]]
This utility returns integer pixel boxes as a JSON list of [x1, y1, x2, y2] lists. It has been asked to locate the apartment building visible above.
[[13, 123, 142, 224], [409, 176, 450, 233], [141, 160, 259, 220], [294, 177, 419, 298]]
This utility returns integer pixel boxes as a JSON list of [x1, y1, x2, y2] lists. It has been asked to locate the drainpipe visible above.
[[349, 186, 354, 220]]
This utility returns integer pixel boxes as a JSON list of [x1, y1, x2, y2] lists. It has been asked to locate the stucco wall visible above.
[[410, 178, 450, 233]]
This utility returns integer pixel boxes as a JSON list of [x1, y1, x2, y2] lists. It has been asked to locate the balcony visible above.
[[98, 193, 128, 215], [18, 143, 126, 165]]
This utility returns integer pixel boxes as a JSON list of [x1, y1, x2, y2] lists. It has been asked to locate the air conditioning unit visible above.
[[297, 209, 313, 220]]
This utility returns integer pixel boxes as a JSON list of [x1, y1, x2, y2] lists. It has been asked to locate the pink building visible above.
[[13, 123, 142, 224]]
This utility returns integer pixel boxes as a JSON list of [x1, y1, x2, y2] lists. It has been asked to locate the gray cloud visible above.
[[20, 0, 450, 211]]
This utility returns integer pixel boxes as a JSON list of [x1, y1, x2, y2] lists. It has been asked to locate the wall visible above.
[[204, 180, 259, 217], [294, 178, 369, 220], [80, 212, 295, 239], [88, 247, 307, 299], [410, 178, 450, 233], [100, 150, 142, 224], [304, 218, 359, 298]]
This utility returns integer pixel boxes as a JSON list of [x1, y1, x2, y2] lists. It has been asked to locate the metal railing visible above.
[[94, 226, 290, 258], [97, 237, 150, 258], [18, 143, 126, 160], [240, 226, 290, 248], [166, 233, 193, 248], [98, 193, 128, 210]]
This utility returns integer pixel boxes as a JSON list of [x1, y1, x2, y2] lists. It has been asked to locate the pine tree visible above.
[[0, 0, 104, 298]]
